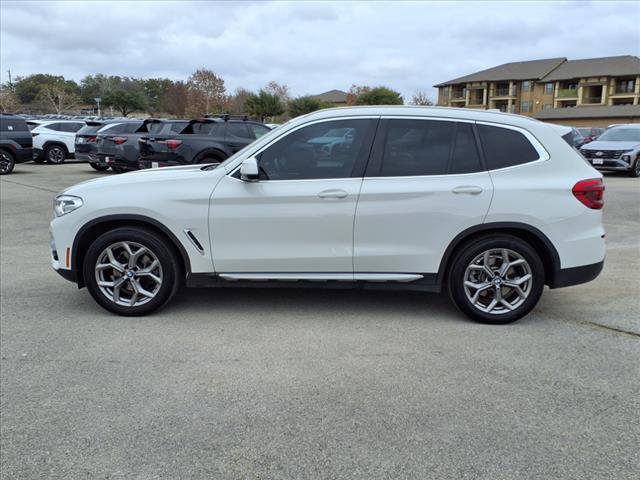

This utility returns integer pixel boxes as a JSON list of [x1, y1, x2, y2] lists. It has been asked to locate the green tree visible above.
[[245, 90, 285, 121], [288, 96, 330, 118], [14, 74, 76, 104], [102, 89, 147, 117], [355, 86, 403, 105], [80, 74, 123, 104], [142, 78, 173, 114]]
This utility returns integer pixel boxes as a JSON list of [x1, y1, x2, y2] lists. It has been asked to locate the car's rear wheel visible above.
[[83, 228, 181, 316], [630, 157, 640, 178], [45, 145, 67, 164], [0, 150, 15, 175], [448, 235, 544, 324], [89, 162, 110, 172]]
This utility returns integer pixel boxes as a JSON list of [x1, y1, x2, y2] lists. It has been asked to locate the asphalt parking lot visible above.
[[1, 162, 639, 479]]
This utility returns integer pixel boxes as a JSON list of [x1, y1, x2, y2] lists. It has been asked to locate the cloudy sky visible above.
[[1, 1, 638, 101]]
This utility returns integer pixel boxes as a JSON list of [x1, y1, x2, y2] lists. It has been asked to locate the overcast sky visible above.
[[1, 1, 639, 101]]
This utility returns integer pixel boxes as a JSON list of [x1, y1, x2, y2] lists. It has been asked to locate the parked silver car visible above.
[[580, 124, 640, 177]]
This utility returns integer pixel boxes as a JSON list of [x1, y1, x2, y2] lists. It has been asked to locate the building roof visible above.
[[434, 58, 566, 87], [533, 104, 640, 120], [541, 55, 640, 81], [310, 89, 348, 103]]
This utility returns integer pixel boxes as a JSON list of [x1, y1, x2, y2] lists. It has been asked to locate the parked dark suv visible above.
[[75, 120, 120, 171], [95, 119, 187, 173], [138, 116, 270, 169], [0, 114, 33, 175]]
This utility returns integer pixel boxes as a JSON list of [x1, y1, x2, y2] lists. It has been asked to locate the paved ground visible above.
[[1, 162, 639, 479]]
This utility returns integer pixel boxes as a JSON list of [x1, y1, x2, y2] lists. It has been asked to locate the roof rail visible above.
[[204, 113, 249, 121]]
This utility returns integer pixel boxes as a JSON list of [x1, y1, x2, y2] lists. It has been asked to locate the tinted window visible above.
[[249, 123, 270, 139], [450, 123, 482, 174], [45, 122, 66, 131], [168, 122, 187, 133], [60, 122, 84, 132], [0, 117, 28, 132], [258, 119, 374, 180], [381, 120, 454, 176], [478, 124, 540, 170], [77, 124, 104, 135], [100, 123, 127, 134], [227, 123, 251, 139]]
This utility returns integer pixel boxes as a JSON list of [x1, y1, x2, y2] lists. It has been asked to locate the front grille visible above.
[[582, 149, 624, 160]]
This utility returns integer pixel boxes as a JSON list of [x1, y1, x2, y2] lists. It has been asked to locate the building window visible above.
[[522, 81, 532, 92], [543, 103, 552, 110], [521, 101, 530, 113], [442, 87, 449, 98], [616, 79, 635, 94], [544, 83, 554, 95]]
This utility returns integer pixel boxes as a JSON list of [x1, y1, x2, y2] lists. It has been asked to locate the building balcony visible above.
[[610, 88, 637, 96], [450, 96, 466, 102], [491, 88, 516, 97], [582, 96, 604, 104], [557, 88, 578, 98]]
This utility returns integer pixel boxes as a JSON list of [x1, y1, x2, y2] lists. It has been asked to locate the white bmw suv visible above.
[[50, 107, 605, 323]]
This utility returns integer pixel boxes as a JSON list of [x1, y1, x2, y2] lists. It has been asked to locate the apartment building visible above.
[[435, 55, 640, 126]]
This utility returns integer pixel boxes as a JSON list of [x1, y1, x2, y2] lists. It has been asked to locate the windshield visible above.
[[597, 128, 640, 142]]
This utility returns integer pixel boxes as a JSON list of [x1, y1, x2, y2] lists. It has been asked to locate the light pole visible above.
[[94, 97, 101, 117]]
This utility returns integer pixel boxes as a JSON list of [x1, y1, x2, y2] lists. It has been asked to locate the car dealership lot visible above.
[[1, 163, 638, 479]]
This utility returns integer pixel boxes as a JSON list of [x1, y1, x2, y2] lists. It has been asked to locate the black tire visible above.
[[89, 162, 110, 172], [447, 234, 545, 324], [629, 157, 640, 178], [83, 227, 182, 316], [45, 144, 67, 164], [0, 149, 15, 175]]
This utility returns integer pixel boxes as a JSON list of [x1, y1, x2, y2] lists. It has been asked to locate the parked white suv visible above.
[[31, 120, 86, 163], [50, 107, 605, 323]]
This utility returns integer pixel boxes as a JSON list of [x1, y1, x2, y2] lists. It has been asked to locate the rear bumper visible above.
[[549, 260, 604, 289], [13, 147, 33, 164], [96, 154, 138, 171], [139, 159, 184, 169]]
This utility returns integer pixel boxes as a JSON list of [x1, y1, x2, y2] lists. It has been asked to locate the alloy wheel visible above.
[[0, 151, 13, 174], [463, 248, 533, 315], [94, 241, 163, 307], [47, 146, 66, 163]]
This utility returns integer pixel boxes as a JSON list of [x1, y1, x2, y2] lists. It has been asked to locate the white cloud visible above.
[[1, 0, 638, 101]]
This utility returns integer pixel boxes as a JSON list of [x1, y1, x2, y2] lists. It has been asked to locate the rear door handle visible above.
[[452, 185, 483, 195], [318, 189, 348, 199]]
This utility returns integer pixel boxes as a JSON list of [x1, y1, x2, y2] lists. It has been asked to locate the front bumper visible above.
[[585, 157, 632, 172]]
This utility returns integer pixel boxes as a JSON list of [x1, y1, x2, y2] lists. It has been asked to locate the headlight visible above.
[[54, 195, 83, 217], [621, 155, 631, 162]]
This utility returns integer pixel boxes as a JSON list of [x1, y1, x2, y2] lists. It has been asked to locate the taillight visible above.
[[572, 178, 604, 210], [113, 136, 127, 145], [87, 136, 97, 143], [159, 139, 182, 149], [138, 138, 147, 144]]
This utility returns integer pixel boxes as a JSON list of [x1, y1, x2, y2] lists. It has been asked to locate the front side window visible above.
[[257, 119, 374, 180], [478, 124, 540, 170], [249, 123, 271, 139]]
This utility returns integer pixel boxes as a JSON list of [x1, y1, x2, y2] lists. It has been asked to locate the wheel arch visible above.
[[437, 222, 561, 287], [43, 141, 69, 154], [72, 214, 191, 288], [193, 147, 228, 164]]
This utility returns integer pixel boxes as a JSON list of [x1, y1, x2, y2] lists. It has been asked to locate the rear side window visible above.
[[77, 124, 104, 135], [450, 123, 482, 174], [45, 122, 66, 131], [61, 122, 84, 132], [227, 123, 252, 139], [248, 123, 270, 139], [477, 124, 540, 170], [0, 117, 28, 132], [168, 122, 187, 133], [381, 120, 455, 176], [124, 122, 143, 133]]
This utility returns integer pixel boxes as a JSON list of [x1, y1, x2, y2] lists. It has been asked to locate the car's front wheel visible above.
[[83, 228, 181, 316], [0, 150, 15, 175], [448, 235, 544, 324], [630, 157, 640, 178]]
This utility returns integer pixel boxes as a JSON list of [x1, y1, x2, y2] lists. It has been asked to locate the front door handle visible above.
[[452, 185, 483, 195], [318, 189, 348, 199]]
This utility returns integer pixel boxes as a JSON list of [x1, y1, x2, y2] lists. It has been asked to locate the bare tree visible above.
[[186, 68, 226, 115], [0, 88, 21, 112], [410, 91, 434, 106], [346, 84, 371, 106], [37, 82, 80, 114]]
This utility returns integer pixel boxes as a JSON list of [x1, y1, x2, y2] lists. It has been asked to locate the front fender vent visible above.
[[183, 229, 205, 255]]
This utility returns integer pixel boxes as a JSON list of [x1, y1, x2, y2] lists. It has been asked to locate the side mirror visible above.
[[240, 157, 259, 181]]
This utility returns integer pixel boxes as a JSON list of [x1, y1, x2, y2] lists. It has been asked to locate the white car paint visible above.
[[32, 120, 85, 155], [50, 106, 605, 307]]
